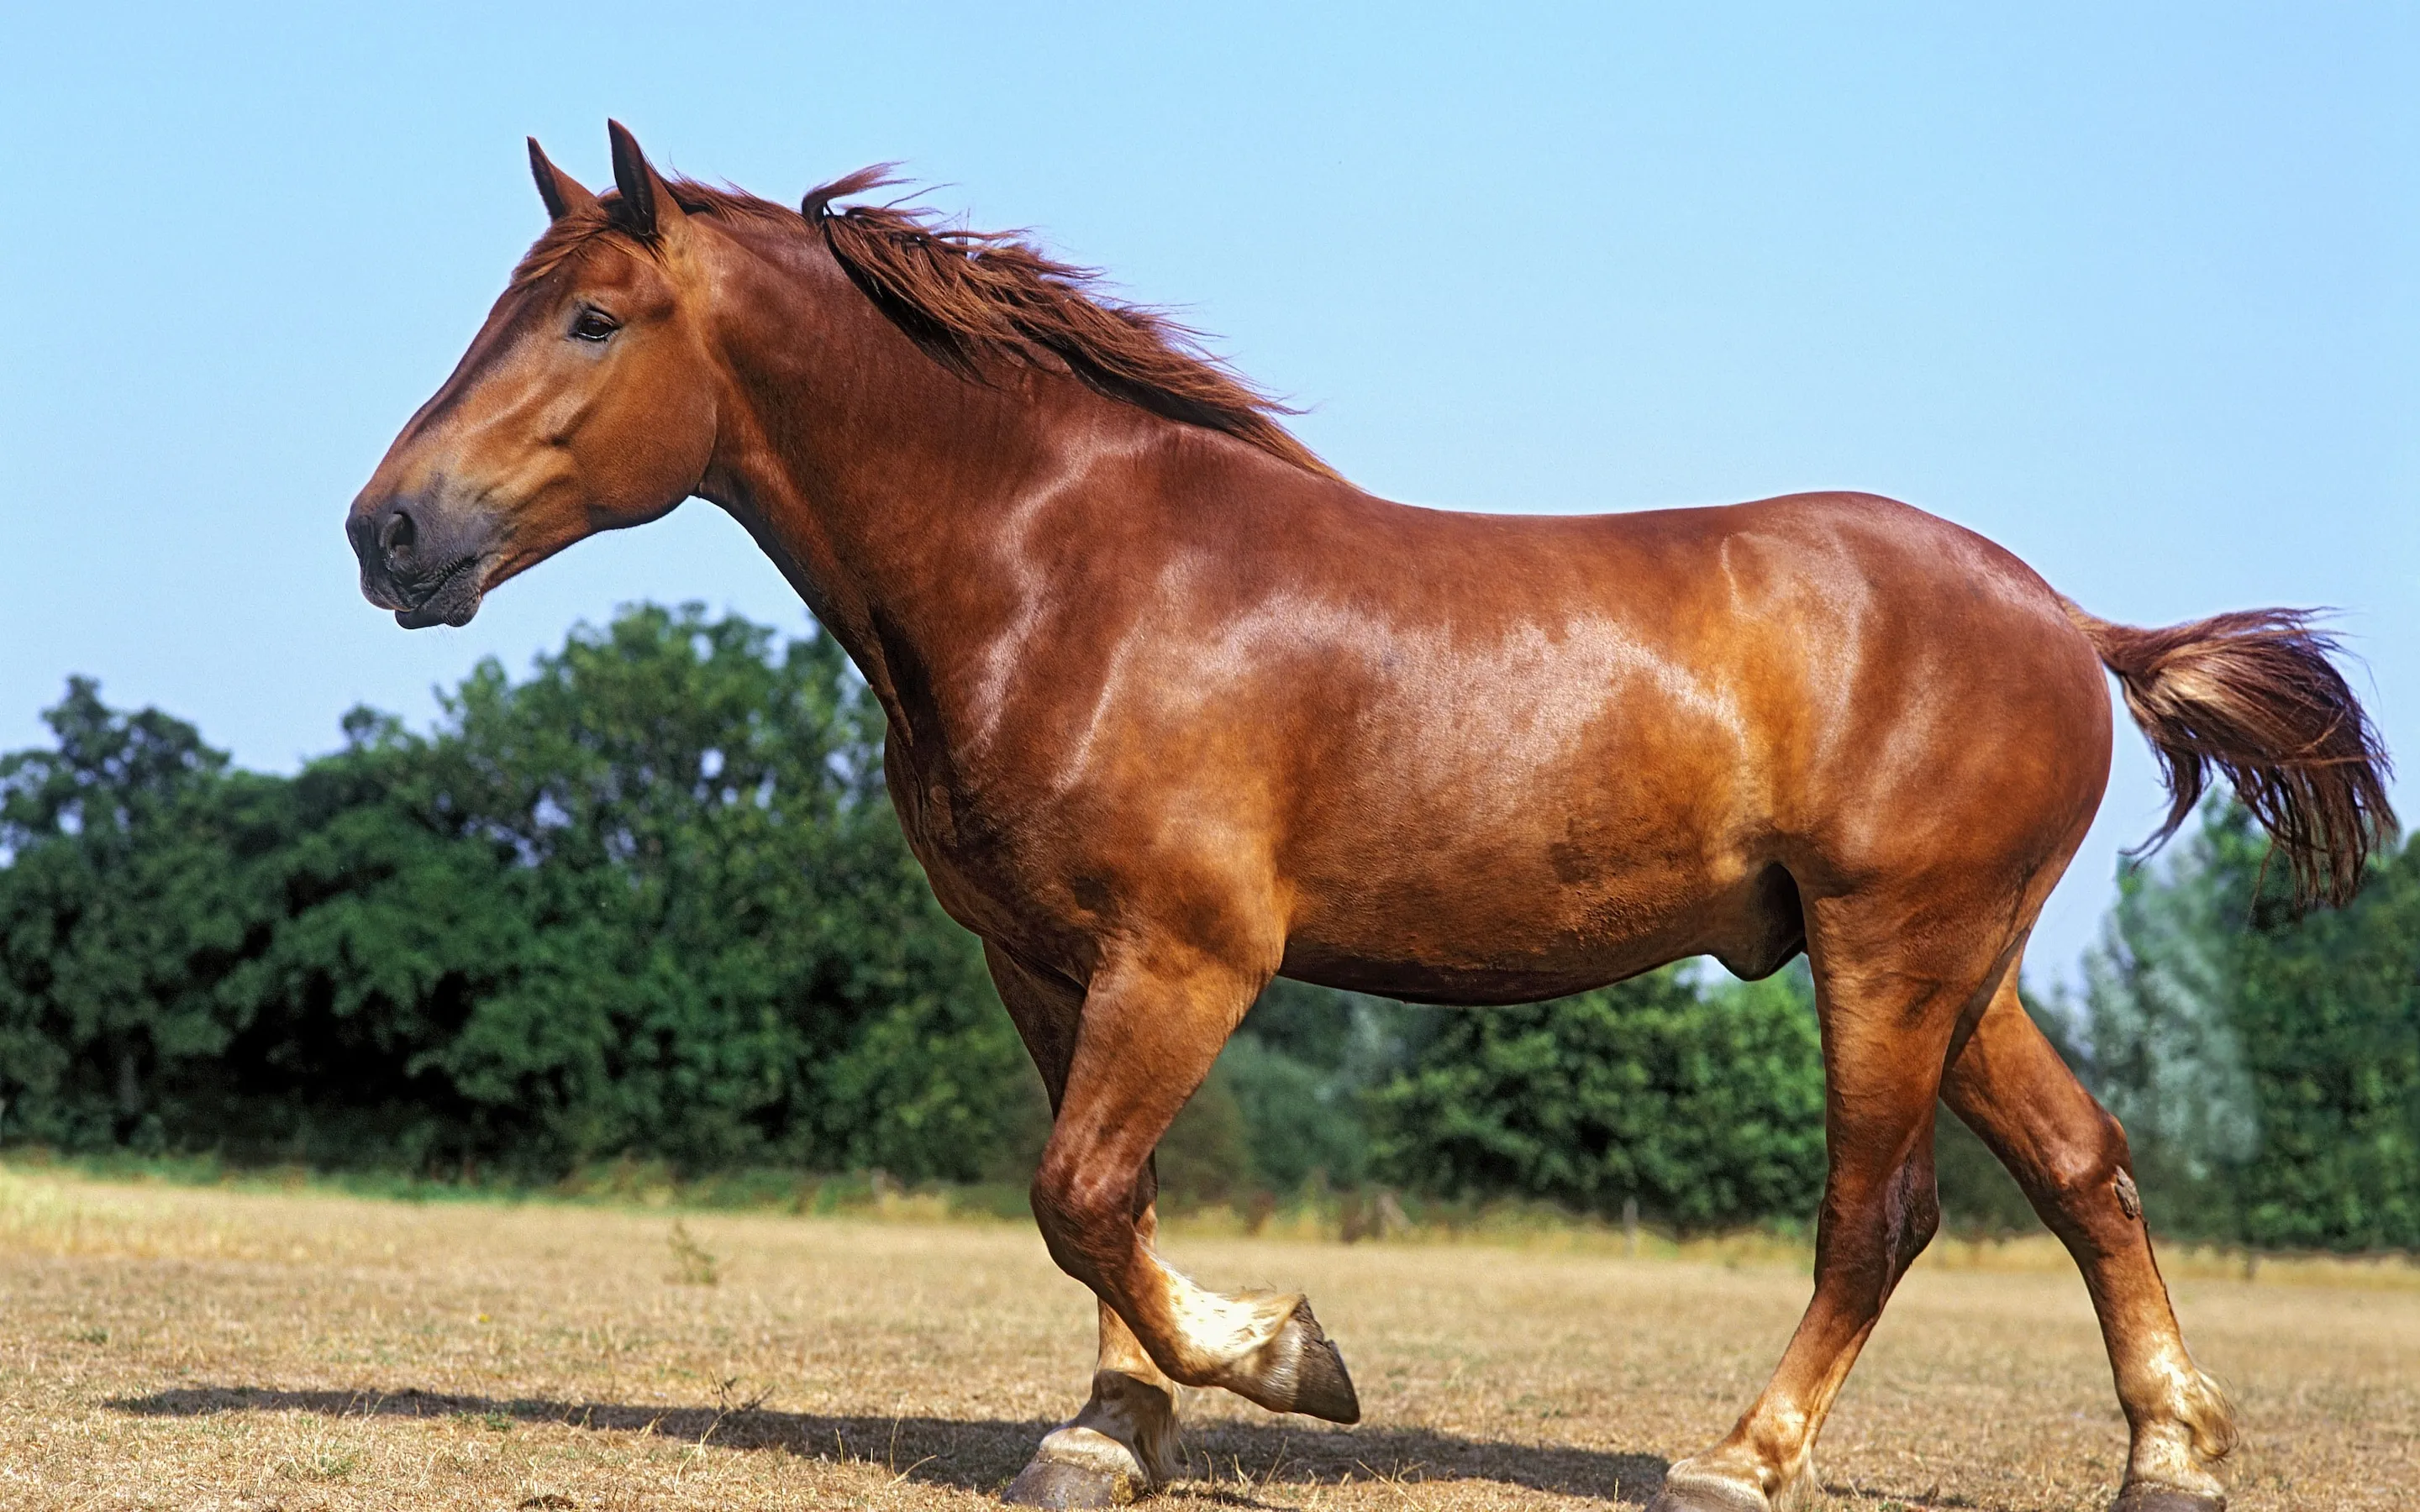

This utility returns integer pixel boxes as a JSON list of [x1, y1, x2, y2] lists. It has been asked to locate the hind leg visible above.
[[1653, 891, 2014, 1511], [1943, 971, 2234, 1510]]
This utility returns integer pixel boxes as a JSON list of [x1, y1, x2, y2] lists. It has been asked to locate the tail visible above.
[[2062, 599, 2395, 909]]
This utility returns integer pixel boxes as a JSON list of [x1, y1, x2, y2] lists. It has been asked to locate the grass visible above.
[[0, 1163, 2413, 1509], [18, 1147, 2420, 1287], [0, 1146, 1042, 1221]]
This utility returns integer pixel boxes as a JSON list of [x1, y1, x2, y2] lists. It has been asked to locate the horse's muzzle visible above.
[[347, 495, 493, 628]]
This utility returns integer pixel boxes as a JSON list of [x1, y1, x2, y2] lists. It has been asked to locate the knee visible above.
[[2029, 1108, 2145, 1237], [1031, 1152, 1135, 1245], [2037, 1107, 2131, 1200]]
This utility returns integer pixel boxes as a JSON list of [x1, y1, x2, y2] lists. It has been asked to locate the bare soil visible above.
[[2, 1168, 2412, 1509]]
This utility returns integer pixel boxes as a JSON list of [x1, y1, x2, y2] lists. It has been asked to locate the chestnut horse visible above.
[[347, 125, 2391, 1512]]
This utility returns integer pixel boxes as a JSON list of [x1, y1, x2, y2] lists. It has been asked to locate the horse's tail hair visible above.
[[2061, 598, 2395, 909]]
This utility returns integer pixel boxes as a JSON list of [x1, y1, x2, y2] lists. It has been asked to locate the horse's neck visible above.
[[694, 229, 1120, 749]]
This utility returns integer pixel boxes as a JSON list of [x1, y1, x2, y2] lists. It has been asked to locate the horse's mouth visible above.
[[394, 554, 489, 629]]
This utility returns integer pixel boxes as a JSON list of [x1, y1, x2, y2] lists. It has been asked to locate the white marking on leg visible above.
[[1147, 1246, 1298, 1379], [2124, 1352, 2233, 1497]]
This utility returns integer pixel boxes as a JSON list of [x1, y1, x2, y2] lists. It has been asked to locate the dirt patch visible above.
[[0, 1169, 2410, 1509]]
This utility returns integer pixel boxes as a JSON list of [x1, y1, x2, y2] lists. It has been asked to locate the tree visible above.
[[0, 609, 1037, 1182], [2070, 809, 2263, 1229], [2070, 800, 2420, 1250], [2228, 821, 2420, 1248], [0, 680, 266, 1150], [1367, 963, 1828, 1229], [330, 604, 1029, 1178]]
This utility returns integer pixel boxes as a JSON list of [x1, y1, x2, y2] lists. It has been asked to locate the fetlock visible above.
[[1071, 1369, 1181, 1486], [1003, 1369, 1183, 1507], [2119, 1366, 2233, 1509]]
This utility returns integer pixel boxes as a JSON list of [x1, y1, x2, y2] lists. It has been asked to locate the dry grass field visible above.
[[2, 1167, 2413, 1511]]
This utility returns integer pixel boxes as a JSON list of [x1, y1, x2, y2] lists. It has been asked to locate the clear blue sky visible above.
[[3, 3, 2413, 989]]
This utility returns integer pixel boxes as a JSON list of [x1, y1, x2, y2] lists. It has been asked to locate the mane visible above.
[[510, 171, 1341, 483]]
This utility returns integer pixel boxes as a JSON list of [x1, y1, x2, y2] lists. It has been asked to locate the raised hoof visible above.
[[2111, 1488, 2225, 1512], [1002, 1459, 1135, 1508], [1265, 1300, 1360, 1423], [1002, 1426, 1149, 1507]]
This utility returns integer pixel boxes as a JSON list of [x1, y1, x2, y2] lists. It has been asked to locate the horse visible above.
[[346, 123, 2391, 1512]]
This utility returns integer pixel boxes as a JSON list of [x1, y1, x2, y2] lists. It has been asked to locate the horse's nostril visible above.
[[379, 507, 418, 564]]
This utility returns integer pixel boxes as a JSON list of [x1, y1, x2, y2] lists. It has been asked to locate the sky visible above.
[[3, 3, 2414, 990]]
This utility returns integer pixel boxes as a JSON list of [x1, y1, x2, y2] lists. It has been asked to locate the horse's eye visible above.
[[570, 307, 620, 343]]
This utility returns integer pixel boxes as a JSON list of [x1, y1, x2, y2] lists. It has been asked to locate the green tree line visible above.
[[3, 606, 2412, 1247], [2068, 804, 2420, 1249], [0, 606, 1025, 1181]]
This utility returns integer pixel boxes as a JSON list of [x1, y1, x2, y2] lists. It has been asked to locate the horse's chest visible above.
[[882, 734, 1055, 935]]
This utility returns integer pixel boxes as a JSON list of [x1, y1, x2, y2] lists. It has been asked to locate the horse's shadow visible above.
[[110, 1384, 1669, 1502]]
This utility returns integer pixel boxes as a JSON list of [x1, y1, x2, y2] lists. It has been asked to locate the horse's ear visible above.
[[606, 119, 682, 239], [527, 138, 598, 222]]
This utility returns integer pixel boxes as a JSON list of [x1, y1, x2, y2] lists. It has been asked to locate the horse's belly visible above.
[[1276, 941, 1691, 1005], [1276, 802, 1800, 1005]]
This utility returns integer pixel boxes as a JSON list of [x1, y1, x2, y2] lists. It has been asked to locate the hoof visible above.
[[1003, 1426, 1148, 1507], [2111, 1488, 2225, 1512], [1002, 1458, 1136, 1507], [1649, 1456, 1817, 1512], [1255, 1299, 1361, 1423], [1647, 1482, 1767, 1512]]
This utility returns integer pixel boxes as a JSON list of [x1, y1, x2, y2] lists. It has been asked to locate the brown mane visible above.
[[511, 171, 1341, 482]]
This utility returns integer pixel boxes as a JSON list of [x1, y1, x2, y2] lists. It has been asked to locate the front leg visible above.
[[986, 945, 1183, 1506], [1026, 941, 1360, 1424]]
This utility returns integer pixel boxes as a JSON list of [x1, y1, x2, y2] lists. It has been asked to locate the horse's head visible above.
[[347, 123, 718, 627]]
